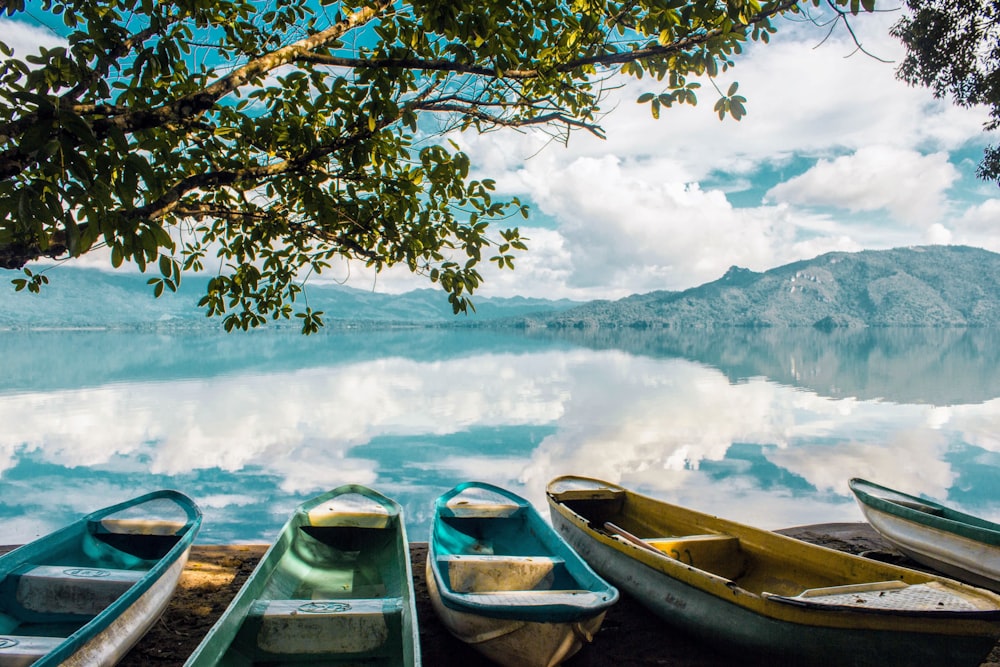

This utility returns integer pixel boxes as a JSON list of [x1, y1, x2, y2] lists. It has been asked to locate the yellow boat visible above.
[[546, 475, 1000, 667]]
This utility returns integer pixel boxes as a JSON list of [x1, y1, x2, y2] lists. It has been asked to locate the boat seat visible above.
[[250, 597, 402, 655], [437, 555, 566, 593], [604, 523, 747, 580], [889, 499, 945, 516], [0, 635, 64, 667], [11, 565, 143, 616], [643, 535, 746, 580]]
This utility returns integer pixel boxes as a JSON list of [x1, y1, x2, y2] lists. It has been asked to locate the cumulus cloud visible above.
[[764, 146, 961, 224]]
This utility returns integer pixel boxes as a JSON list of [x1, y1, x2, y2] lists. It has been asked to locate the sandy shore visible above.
[[110, 523, 1000, 666]]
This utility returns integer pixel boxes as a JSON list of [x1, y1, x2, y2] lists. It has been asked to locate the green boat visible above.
[[185, 485, 420, 666], [547, 475, 1000, 667], [0, 489, 202, 666], [426, 482, 618, 667]]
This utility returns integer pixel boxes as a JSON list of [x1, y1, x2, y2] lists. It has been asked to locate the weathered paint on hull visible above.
[[61, 549, 190, 666], [550, 501, 998, 667], [425, 558, 604, 667]]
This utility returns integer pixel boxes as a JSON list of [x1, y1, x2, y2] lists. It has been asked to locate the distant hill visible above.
[[514, 245, 1000, 329], [3, 245, 998, 330], [0, 267, 579, 330]]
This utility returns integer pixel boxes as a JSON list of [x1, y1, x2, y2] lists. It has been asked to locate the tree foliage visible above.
[[892, 0, 1000, 185], [1, 0, 873, 332]]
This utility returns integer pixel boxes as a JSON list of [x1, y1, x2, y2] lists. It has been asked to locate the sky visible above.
[[3, 7, 998, 302]]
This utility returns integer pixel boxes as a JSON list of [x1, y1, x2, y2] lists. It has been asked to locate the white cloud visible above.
[[765, 146, 960, 224], [0, 18, 65, 57]]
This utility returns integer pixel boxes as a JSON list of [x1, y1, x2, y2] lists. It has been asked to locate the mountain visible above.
[[0, 267, 578, 330], [514, 245, 1000, 329]]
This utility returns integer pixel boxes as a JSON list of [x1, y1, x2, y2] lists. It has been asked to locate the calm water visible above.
[[1, 326, 998, 545]]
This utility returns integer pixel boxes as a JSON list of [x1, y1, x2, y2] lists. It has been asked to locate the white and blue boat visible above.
[[426, 481, 618, 667], [0, 489, 201, 666]]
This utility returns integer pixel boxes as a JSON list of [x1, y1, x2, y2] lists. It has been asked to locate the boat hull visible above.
[[851, 478, 1000, 592], [547, 476, 1000, 667], [426, 560, 606, 667], [427, 482, 618, 667], [61, 550, 190, 666]]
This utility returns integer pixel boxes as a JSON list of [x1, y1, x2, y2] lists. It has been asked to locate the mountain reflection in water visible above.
[[1, 327, 997, 544]]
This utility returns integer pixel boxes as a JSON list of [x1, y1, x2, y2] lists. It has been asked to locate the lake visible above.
[[1, 326, 998, 545]]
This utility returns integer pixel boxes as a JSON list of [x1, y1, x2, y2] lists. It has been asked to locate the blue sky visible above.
[[3, 9, 998, 302]]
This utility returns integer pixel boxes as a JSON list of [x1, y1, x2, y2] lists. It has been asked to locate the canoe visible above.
[[426, 481, 618, 667], [850, 477, 1000, 592], [546, 475, 1000, 667], [184, 484, 420, 666], [0, 489, 202, 666]]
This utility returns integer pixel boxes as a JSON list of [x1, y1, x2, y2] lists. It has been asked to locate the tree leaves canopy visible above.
[[0, 0, 871, 332], [892, 0, 1000, 185]]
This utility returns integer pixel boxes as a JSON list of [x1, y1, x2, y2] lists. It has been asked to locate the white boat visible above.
[[850, 477, 1000, 592]]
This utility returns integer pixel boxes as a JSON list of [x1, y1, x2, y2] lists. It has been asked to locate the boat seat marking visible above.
[[251, 598, 402, 655], [14, 565, 143, 616], [437, 555, 566, 593], [0, 635, 64, 666]]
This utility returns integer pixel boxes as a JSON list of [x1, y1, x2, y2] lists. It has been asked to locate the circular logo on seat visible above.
[[64, 568, 111, 578], [0, 638, 19, 650], [297, 601, 351, 613]]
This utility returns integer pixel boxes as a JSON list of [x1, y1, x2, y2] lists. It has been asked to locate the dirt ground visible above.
[[113, 523, 1000, 666]]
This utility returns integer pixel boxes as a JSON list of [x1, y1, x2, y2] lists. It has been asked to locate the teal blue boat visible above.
[[426, 482, 618, 667], [185, 484, 420, 666], [0, 489, 202, 666]]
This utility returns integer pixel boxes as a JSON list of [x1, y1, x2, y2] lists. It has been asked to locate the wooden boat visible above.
[[546, 475, 1000, 667], [426, 481, 618, 667], [850, 477, 1000, 592], [0, 489, 202, 666], [184, 484, 420, 666]]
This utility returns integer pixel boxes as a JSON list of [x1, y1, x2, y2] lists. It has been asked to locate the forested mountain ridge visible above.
[[513, 245, 1000, 329], [3, 245, 998, 330]]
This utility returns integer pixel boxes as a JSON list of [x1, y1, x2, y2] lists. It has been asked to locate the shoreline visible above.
[[5, 523, 998, 665]]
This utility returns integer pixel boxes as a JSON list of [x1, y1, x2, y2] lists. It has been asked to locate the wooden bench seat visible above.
[[250, 597, 401, 655], [0, 634, 64, 667], [13, 565, 142, 616], [437, 555, 565, 593]]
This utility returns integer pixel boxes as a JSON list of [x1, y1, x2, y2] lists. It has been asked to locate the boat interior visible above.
[[556, 491, 933, 599], [221, 521, 411, 666], [434, 503, 589, 596]]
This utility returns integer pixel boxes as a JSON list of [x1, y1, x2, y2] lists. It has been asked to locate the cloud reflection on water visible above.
[[1, 330, 998, 543]]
